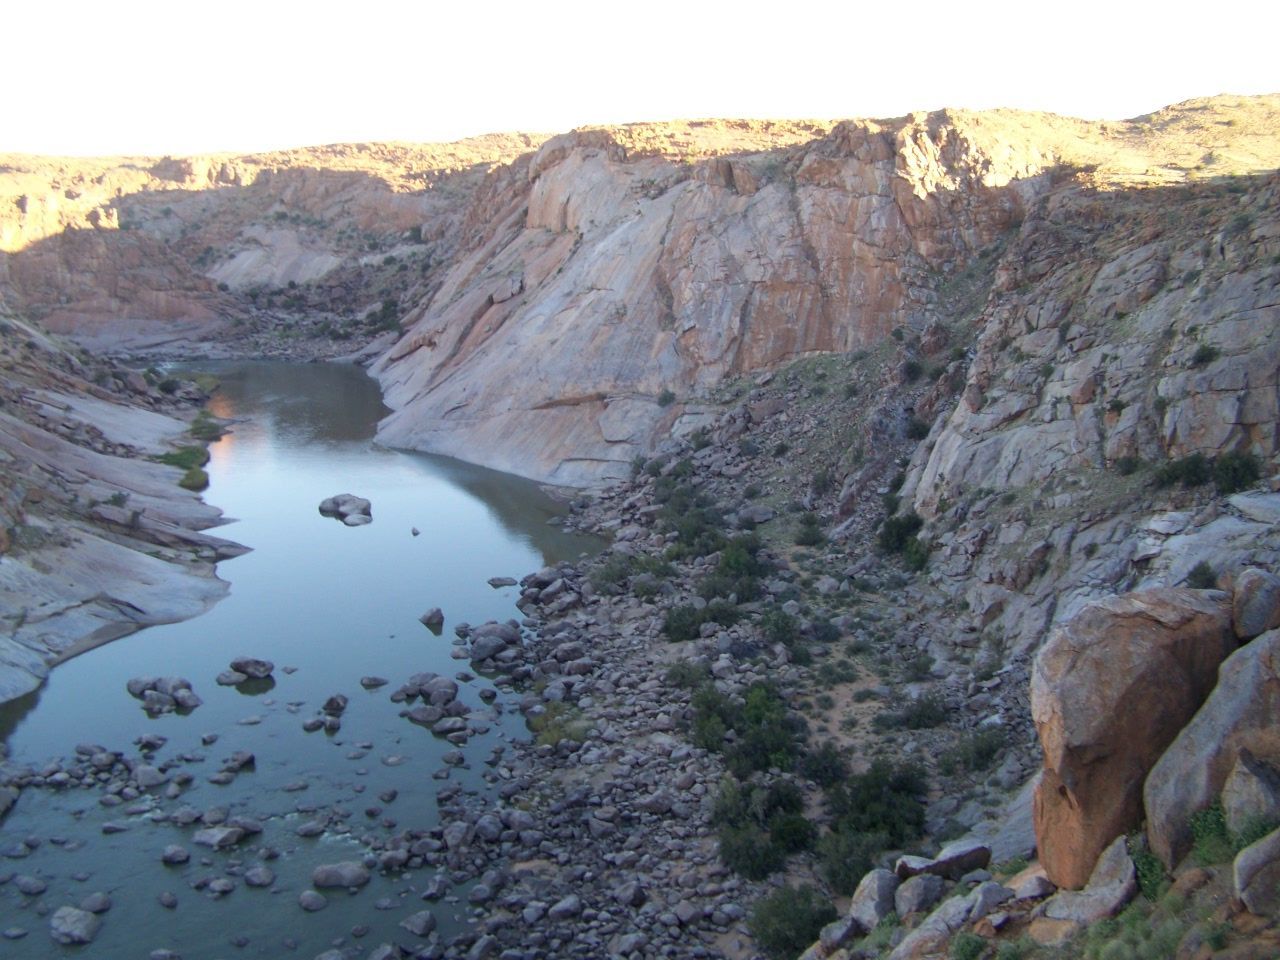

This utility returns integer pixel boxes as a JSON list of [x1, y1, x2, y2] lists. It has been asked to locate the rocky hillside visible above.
[[0, 304, 245, 701], [0, 134, 546, 355], [373, 96, 1280, 486]]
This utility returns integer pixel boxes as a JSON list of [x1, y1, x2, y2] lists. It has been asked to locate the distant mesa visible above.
[[318, 494, 372, 526]]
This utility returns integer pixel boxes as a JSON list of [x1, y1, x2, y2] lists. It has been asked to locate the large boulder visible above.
[[1145, 628, 1280, 868], [1031, 588, 1234, 888], [49, 906, 101, 945], [1234, 826, 1280, 916], [1232, 568, 1280, 640], [318, 494, 372, 526], [847, 868, 899, 934], [1038, 835, 1137, 926]]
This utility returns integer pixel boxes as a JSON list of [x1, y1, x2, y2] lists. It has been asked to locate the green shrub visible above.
[[939, 727, 1004, 776], [827, 760, 926, 847], [795, 512, 825, 546], [188, 410, 223, 442], [1189, 802, 1234, 865], [950, 932, 986, 960], [873, 692, 949, 730], [1186, 560, 1217, 589], [1116, 455, 1143, 475], [801, 741, 848, 787], [719, 823, 786, 879], [879, 512, 924, 553], [905, 416, 930, 440], [527, 702, 590, 746], [1154, 453, 1211, 488], [772, 441, 790, 456], [818, 827, 889, 894], [179, 468, 209, 491], [1190, 343, 1220, 367], [903, 359, 923, 381], [664, 660, 710, 689], [1214, 450, 1260, 494], [748, 885, 837, 960], [1128, 834, 1166, 900]]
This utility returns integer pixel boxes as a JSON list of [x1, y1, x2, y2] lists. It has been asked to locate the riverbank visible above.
[[0, 312, 246, 705]]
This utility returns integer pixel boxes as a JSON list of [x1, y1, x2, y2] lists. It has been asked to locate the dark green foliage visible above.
[[1154, 453, 1211, 488], [1128, 834, 1166, 900], [179, 467, 209, 491], [748, 885, 837, 960], [903, 359, 922, 381], [950, 932, 986, 960], [903, 653, 935, 682], [1190, 343, 1220, 367], [1116, 455, 1143, 475], [873, 692, 949, 730], [879, 512, 924, 553], [772, 441, 790, 456], [1186, 561, 1217, 590], [812, 467, 834, 495], [939, 728, 1004, 776], [713, 777, 813, 877], [761, 609, 799, 646], [905, 416, 930, 440], [188, 410, 223, 442], [156, 446, 210, 470], [368, 298, 401, 333], [1214, 450, 1261, 494], [664, 660, 711, 690], [657, 388, 676, 407], [718, 824, 786, 879], [1189, 802, 1234, 865], [662, 601, 740, 642], [801, 741, 848, 787], [827, 760, 926, 844], [819, 828, 889, 894], [593, 552, 676, 594], [902, 538, 930, 571], [726, 683, 804, 777], [795, 512, 825, 546]]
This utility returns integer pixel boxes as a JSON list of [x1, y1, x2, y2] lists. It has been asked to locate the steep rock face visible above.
[[371, 112, 1107, 484], [901, 97, 1280, 653], [1030, 588, 1234, 888]]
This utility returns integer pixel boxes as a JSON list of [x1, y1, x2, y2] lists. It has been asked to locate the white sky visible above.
[[6, 0, 1278, 156]]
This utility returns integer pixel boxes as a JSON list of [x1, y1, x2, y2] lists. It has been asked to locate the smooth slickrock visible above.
[[1145, 629, 1280, 869], [1031, 588, 1234, 888]]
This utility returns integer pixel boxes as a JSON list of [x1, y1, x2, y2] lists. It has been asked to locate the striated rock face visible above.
[[1030, 588, 1234, 888], [0, 309, 244, 703], [1145, 628, 1280, 868], [371, 113, 1090, 485]]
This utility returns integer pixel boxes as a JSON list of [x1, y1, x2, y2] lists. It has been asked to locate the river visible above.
[[0, 361, 601, 957]]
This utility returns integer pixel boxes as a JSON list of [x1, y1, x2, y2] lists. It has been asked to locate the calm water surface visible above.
[[0, 361, 600, 958]]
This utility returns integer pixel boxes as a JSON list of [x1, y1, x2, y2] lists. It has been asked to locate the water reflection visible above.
[[0, 361, 601, 960]]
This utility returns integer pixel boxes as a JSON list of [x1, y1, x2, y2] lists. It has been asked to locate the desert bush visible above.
[[1214, 450, 1260, 494], [879, 512, 924, 553], [1185, 561, 1217, 589], [1154, 453, 1211, 488], [873, 692, 949, 730], [748, 885, 837, 960]]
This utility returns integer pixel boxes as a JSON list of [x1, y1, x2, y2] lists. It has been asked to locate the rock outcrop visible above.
[[1145, 628, 1280, 868], [0, 309, 244, 702], [1030, 588, 1234, 888]]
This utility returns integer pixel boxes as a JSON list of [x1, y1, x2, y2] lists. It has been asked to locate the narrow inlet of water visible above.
[[0, 360, 601, 958]]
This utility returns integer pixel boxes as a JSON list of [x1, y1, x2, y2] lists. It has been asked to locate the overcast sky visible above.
[[6, 0, 1278, 156]]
